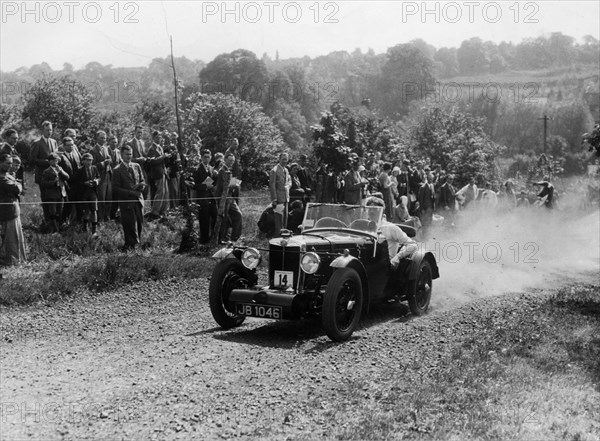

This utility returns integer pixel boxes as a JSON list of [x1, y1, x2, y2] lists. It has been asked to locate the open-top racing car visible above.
[[209, 203, 439, 342]]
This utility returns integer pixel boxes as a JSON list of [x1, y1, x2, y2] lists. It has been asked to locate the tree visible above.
[[434, 47, 459, 78], [22, 74, 97, 134], [269, 99, 307, 153], [199, 49, 269, 106], [311, 111, 350, 174], [457, 37, 490, 75], [133, 96, 175, 129], [182, 93, 284, 188], [331, 103, 404, 160], [406, 103, 504, 187], [377, 44, 436, 118]]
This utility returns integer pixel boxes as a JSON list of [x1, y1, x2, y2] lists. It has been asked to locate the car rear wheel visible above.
[[408, 261, 432, 316], [322, 268, 363, 342], [209, 259, 248, 329]]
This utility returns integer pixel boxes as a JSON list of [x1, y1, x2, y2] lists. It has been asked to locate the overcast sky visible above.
[[1, 1, 599, 71]]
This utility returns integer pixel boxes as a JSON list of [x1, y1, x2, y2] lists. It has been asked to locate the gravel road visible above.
[[1, 268, 598, 440]]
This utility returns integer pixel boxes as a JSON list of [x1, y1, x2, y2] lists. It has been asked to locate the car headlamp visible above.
[[300, 252, 321, 274], [241, 248, 261, 270]]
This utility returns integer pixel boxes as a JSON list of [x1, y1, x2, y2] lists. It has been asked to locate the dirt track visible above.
[[1, 262, 598, 440]]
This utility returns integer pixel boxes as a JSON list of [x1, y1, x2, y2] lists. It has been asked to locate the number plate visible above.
[[274, 270, 294, 288], [236, 304, 282, 319]]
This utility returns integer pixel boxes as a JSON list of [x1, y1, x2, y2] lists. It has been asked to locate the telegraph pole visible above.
[[538, 114, 552, 153]]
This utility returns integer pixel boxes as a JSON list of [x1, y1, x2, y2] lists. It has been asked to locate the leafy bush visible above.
[[182, 92, 285, 188], [22, 74, 97, 133], [406, 103, 504, 187]]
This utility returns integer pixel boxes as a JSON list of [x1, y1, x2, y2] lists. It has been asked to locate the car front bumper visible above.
[[229, 288, 311, 320]]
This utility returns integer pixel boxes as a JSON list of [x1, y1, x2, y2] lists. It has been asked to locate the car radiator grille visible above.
[[269, 245, 301, 289]]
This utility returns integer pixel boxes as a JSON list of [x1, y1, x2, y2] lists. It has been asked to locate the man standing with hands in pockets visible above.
[[112, 145, 146, 250]]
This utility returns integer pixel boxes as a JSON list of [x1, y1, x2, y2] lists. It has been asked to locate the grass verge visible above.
[[304, 283, 600, 441]]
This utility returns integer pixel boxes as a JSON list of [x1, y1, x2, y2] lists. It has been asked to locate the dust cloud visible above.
[[422, 205, 600, 311]]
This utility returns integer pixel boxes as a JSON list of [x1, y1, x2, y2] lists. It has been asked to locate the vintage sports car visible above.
[[209, 203, 439, 342]]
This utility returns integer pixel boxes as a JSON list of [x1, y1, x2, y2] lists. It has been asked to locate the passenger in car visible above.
[[367, 198, 418, 270]]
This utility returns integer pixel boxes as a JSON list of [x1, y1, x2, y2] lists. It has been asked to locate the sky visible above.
[[1, 1, 599, 71]]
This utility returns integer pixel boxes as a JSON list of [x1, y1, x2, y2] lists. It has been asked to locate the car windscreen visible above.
[[302, 204, 383, 234]]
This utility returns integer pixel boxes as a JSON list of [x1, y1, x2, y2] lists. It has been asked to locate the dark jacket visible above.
[[437, 182, 456, 210], [90, 144, 113, 181], [194, 163, 217, 197], [147, 143, 167, 181], [0, 173, 22, 221], [344, 169, 363, 205], [73, 165, 100, 201], [41, 165, 69, 200], [112, 162, 145, 210], [30, 137, 59, 184], [417, 182, 435, 211]]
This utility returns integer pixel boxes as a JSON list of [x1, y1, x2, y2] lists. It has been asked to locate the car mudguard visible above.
[[212, 248, 243, 260], [330, 255, 370, 315], [407, 250, 440, 280]]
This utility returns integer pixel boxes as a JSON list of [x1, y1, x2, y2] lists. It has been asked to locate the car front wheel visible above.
[[408, 260, 432, 316], [209, 259, 248, 329], [322, 268, 363, 342]]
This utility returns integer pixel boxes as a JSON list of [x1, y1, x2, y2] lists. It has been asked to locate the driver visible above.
[[367, 199, 417, 270]]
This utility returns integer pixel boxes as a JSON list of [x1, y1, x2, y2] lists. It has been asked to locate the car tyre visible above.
[[408, 260, 432, 316], [322, 268, 363, 342], [209, 259, 248, 329]]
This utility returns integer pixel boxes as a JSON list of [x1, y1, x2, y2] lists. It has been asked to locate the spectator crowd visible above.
[[0, 121, 558, 267]]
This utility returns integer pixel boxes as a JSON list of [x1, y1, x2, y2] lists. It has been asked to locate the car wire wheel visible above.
[[209, 259, 249, 328], [408, 261, 433, 316], [322, 268, 363, 342]]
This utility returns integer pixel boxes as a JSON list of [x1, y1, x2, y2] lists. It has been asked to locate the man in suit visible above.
[[41, 153, 69, 233], [456, 177, 479, 209], [112, 145, 146, 250], [417, 173, 436, 234], [90, 130, 113, 222], [147, 131, 172, 219], [73, 153, 100, 235], [0, 153, 27, 265], [107, 134, 122, 220], [296, 154, 313, 200], [194, 149, 218, 244], [126, 125, 148, 198], [437, 174, 457, 225], [1, 129, 24, 185], [437, 174, 457, 212], [344, 158, 368, 205], [396, 159, 411, 201], [59, 136, 82, 225], [214, 152, 242, 243], [29, 121, 59, 228], [62, 128, 83, 159], [224, 138, 242, 203], [269, 152, 292, 234]]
